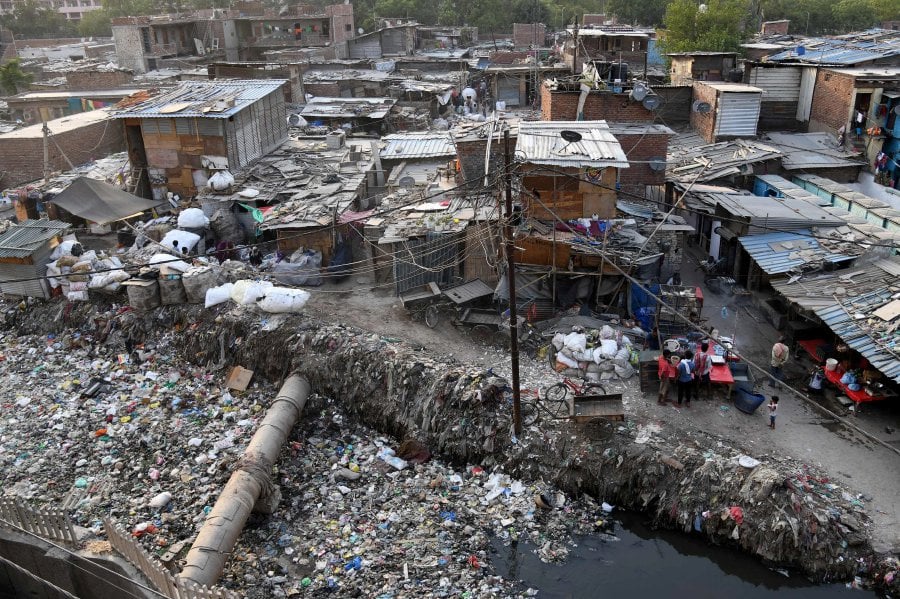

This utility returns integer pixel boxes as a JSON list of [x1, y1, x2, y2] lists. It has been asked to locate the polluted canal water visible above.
[[492, 513, 873, 598]]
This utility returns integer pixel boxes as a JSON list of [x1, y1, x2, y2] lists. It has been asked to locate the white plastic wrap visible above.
[[177, 208, 210, 229], [256, 287, 311, 314], [205, 282, 234, 308], [161, 230, 201, 253], [149, 253, 191, 273], [208, 171, 235, 191], [555, 352, 579, 369], [563, 332, 587, 353], [230, 280, 273, 305], [599, 338, 618, 359]]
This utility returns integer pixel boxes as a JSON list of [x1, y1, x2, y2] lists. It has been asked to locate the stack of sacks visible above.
[[551, 324, 636, 379]]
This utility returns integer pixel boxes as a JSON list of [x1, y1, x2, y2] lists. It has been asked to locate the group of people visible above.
[[656, 342, 715, 408]]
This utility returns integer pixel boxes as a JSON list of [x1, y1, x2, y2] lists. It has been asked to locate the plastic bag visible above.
[[840, 372, 856, 386], [563, 332, 587, 353], [208, 171, 235, 191], [273, 251, 322, 286], [161, 230, 201, 252], [204, 282, 234, 308], [149, 253, 191, 273], [230, 280, 273, 305], [177, 208, 210, 229], [257, 287, 311, 314]]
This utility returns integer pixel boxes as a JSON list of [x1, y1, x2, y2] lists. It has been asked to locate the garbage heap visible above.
[[0, 299, 889, 590]]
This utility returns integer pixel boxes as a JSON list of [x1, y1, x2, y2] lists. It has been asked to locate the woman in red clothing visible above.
[[658, 349, 676, 404]]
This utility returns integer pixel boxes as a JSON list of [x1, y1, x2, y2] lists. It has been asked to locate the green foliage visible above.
[[0, 0, 74, 38], [78, 10, 112, 37], [661, 0, 750, 53], [608, 0, 668, 26], [761, 0, 892, 34], [101, 0, 157, 18], [0, 59, 32, 95]]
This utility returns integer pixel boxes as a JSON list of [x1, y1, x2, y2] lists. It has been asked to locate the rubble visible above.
[[0, 298, 894, 595]]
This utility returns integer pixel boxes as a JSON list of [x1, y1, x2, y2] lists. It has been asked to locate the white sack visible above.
[[256, 287, 311, 314], [177, 208, 210, 229], [205, 282, 234, 308]]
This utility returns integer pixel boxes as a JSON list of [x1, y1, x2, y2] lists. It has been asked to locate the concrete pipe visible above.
[[178, 374, 310, 588]]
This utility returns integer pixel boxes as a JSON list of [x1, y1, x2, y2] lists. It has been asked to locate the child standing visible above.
[[768, 396, 779, 429], [676, 350, 694, 408]]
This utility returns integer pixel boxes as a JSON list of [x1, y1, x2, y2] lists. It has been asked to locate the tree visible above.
[[608, 0, 668, 26], [78, 10, 112, 37], [0, 0, 74, 38], [101, 0, 156, 18], [661, 0, 751, 54], [831, 0, 879, 31], [0, 59, 32, 96]]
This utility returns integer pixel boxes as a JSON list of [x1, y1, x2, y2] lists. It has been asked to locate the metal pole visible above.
[[572, 17, 579, 75], [503, 129, 522, 436], [42, 118, 50, 184], [180, 375, 311, 587]]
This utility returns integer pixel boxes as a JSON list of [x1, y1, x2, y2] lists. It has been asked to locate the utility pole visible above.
[[503, 129, 522, 436], [572, 17, 579, 75], [41, 117, 50, 184]]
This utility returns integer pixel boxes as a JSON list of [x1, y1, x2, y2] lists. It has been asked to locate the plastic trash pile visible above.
[[227, 406, 611, 598]]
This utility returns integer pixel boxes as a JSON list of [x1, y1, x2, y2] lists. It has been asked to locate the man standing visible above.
[[676, 350, 694, 408], [770, 336, 789, 389], [693, 342, 712, 400]]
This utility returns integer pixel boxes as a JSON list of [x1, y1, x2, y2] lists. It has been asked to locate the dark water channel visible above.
[[491, 512, 873, 598]]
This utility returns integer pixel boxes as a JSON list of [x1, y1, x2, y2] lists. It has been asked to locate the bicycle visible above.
[[543, 377, 608, 406]]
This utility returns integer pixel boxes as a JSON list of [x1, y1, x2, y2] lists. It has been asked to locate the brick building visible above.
[[563, 26, 648, 74], [607, 123, 673, 200], [6, 88, 146, 125], [760, 20, 790, 36], [512, 23, 546, 49], [207, 62, 304, 104], [668, 52, 737, 86], [65, 69, 135, 91], [0, 110, 124, 188], [540, 81, 656, 122], [690, 82, 763, 143], [808, 67, 900, 167]]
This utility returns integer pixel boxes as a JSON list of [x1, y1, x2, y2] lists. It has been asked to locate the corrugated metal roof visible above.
[[714, 195, 845, 230], [815, 289, 900, 384], [515, 120, 629, 168], [113, 80, 286, 119], [0, 219, 70, 259], [756, 174, 833, 206], [772, 256, 900, 312], [765, 29, 900, 65], [738, 229, 858, 274], [763, 132, 865, 170], [381, 132, 456, 159]]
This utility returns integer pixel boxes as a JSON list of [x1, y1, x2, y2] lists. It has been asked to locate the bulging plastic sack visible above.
[[230, 280, 273, 305], [161, 230, 201, 252], [204, 282, 234, 308], [208, 171, 235, 191], [149, 253, 191, 272], [176, 208, 210, 229], [257, 287, 311, 314]]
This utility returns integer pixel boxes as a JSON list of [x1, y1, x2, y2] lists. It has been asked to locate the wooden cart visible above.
[[570, 392, 625, 423]]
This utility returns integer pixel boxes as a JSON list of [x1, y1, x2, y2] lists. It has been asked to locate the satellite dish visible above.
[[692, 101, 712, 114], [398, 176, 416, 188], [560, 130, 583, 143], [649, 157, 667, 171], [358, 27, 364, 34], [630, 83, 648, 102], [642, 95, 661, 110]]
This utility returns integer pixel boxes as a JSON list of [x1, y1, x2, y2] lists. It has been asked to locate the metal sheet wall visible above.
[[349, 36, 382, 59], [497, 76, 520, 106], [393, 232, 462, 295], [748, 67, 801, 101], [714, 92, 761, 137], [797, 67, 818, 122]]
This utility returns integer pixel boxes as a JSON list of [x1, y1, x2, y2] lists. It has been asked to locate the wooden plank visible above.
[[873, 299, 900, 321]]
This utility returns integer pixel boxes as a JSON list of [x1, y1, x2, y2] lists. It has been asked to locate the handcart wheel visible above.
[[424, 305, 440, 328]]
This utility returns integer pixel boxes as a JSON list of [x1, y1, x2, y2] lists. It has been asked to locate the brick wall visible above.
[[0, 116, 124, 188], [614, 132, 671, 199], [540, 83, 655, 121], [327, 3, 354, 44], [512, 23, 545, 48], [690, 82, 718, 143], [112, 25, 147, 73], [455, 137, 507, 190], [304, 82, 341, 97], [808, 69, 855, 136], [65, 70, 134, 91], [209, 64, 303, 102], [761, 20, 789, 35]]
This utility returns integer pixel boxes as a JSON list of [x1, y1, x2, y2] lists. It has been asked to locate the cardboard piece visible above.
[[226, 366, 254, 391]]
